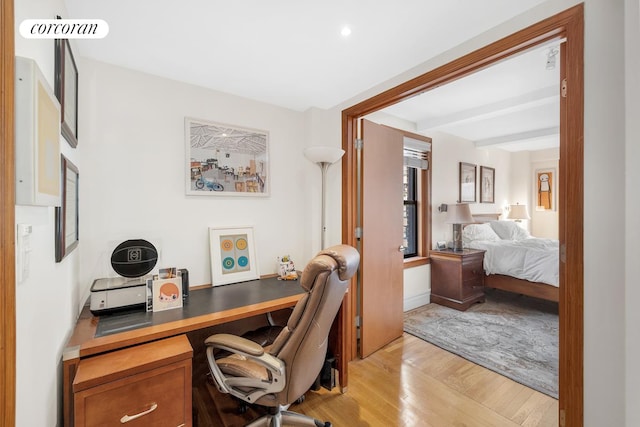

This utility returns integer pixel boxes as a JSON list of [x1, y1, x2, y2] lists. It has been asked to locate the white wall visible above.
[[625, 0, 640, 424], [430, 131, 512, 245], [529, 149, 559, 238], [78, 59, 331, 298], [582, 2, 627, 425], [507, 149, 560, 238], [14, 0, 80, 425], [323, 1, 629, 425]]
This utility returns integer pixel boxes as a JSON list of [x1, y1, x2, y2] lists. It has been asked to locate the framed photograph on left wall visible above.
[[55, 27, 78, 148], [209, 226, 259, 286], [55, 155, 79, 262]]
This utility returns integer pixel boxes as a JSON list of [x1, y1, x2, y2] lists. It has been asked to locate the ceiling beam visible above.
[[474, 126, 559, 146], [416, 85, 558, 131]]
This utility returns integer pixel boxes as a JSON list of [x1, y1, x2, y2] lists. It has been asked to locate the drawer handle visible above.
[[120, 403, 158, 423]]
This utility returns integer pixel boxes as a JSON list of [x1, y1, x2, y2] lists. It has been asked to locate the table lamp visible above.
[[304, 146, 345, 249], [445, 203, 474, 251], [507, 203, 531, 222]]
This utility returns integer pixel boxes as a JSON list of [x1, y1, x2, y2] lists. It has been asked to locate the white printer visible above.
[[89, 239, 158, 314]]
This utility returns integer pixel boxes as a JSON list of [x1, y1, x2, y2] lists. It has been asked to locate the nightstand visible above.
[[429, 248, 486, 311]]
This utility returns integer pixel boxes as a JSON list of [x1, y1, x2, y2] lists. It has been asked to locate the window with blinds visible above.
[[402, 137, 430, 259]]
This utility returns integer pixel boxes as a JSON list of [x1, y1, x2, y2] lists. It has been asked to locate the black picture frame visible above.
[[459, 162, 477, 203], [55, 33, 78, 148], [480, 166, 495, 203], [55, 155, 79, 262]]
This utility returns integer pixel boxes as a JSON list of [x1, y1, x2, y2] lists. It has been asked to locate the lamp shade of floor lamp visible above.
[[304, 146, 345, 249], [444, 203, 474, 251]]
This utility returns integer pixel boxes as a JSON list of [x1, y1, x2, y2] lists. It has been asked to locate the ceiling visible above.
[[380, 41, 561, 152], [64, 1, 558, 152]]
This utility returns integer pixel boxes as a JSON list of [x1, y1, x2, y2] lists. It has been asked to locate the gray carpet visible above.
[[404, 289, 558, 398]]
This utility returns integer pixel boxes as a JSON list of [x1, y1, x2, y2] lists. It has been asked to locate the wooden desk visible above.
[[62, 277, 306, 427]]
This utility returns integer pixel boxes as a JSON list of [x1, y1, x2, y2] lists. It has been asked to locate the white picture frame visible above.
[[15, 57, 61, 206], [186, 117, 269, 197], [209, 226, 259, 286]]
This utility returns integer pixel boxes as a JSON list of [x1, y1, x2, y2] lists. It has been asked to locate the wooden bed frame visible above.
[[469, 213, 559, 303]]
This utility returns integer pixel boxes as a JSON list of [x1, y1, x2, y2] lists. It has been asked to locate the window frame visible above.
[[400, 131, 431, 268], [403, 165, 418, 258]]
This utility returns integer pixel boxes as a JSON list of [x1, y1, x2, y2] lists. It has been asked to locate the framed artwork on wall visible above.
[[55, 155, 79, 262], [15, 57, 61, 207], [459, 162, 477, 203], [535, 168, 556, 211], [209, 226, 259, 286], [55, 27, 78, 148], [186, 118, 269, 197], [480, 166, 495, 203]]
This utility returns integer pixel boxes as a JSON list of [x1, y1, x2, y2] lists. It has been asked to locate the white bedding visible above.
[[462, 222, 559, 287]]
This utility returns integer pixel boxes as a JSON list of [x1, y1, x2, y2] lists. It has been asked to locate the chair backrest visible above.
[[264, 244, 359, 406]]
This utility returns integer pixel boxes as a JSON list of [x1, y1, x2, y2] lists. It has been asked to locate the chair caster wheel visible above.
[[237, 403, 248, 414], [295, 395, 305, 404]]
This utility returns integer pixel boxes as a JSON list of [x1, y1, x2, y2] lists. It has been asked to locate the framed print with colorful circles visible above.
[[209, 226, 259, 286]]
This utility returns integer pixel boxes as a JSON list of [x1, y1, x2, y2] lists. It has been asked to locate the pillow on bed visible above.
[[462, 223, 501, 244], [489, 220, 531, 240]]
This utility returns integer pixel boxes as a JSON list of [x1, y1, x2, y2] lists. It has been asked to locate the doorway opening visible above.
[[341, 4, 583, 426]]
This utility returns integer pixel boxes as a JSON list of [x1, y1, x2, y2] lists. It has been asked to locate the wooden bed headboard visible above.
[[470, 212, 502, 223]]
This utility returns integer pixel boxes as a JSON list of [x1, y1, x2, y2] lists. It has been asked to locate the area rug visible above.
[[404, 289, 558, 398]]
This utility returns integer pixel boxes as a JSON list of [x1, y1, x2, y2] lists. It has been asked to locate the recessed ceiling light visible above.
[[341, 26, 351, 37]]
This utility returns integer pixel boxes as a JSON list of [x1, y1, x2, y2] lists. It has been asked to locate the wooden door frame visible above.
[[341, 4, 583, 426], [1, 0, 16, 425]]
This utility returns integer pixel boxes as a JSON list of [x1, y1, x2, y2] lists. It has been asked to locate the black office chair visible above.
[[205, 244, 359, 427]]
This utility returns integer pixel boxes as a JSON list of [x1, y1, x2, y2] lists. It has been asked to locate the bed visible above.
[[462, 213, 559, 302]]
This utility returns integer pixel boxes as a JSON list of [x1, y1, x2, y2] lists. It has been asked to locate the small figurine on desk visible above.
[[277, 255, 298, 281]]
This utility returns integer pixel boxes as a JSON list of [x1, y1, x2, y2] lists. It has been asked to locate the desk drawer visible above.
[[73, 335, 192, 427], [74, 360, 190, 427]]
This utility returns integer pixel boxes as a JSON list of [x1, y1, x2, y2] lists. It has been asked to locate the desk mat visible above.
[[95, 277, 303, 337]]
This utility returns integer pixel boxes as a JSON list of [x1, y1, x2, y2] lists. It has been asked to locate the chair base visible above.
[[245, 410, 331, 427]]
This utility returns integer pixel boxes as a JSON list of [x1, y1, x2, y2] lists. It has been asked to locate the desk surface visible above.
[[63, 277, 305, 361]]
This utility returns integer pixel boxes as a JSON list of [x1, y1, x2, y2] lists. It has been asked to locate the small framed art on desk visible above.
[[209, 226, 259, 286]]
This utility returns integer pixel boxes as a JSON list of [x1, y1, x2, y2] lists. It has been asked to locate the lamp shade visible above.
[[507, 204, 531, 220], [444, 203, 474, 224], [304, 146, 345, 164]]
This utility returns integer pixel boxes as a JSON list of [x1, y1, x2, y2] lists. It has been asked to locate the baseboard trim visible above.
[[404, 292, 430, 312]]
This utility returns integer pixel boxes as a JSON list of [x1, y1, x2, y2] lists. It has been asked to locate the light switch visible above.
[[17, 223, 32, 283]]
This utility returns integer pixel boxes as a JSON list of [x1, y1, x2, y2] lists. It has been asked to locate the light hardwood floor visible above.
[[294, 333, 558, 427], [196, 333, 558, 426]]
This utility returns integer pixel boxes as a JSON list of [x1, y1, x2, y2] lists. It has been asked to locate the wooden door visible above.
[[360, 119, 404, 358]]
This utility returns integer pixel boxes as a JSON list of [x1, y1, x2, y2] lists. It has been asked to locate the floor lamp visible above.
[[304, 146, 345, 249]]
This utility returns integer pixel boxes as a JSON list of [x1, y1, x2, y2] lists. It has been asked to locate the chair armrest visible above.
[[205, 332, 286, 403], [205, 333, 264, 356]]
